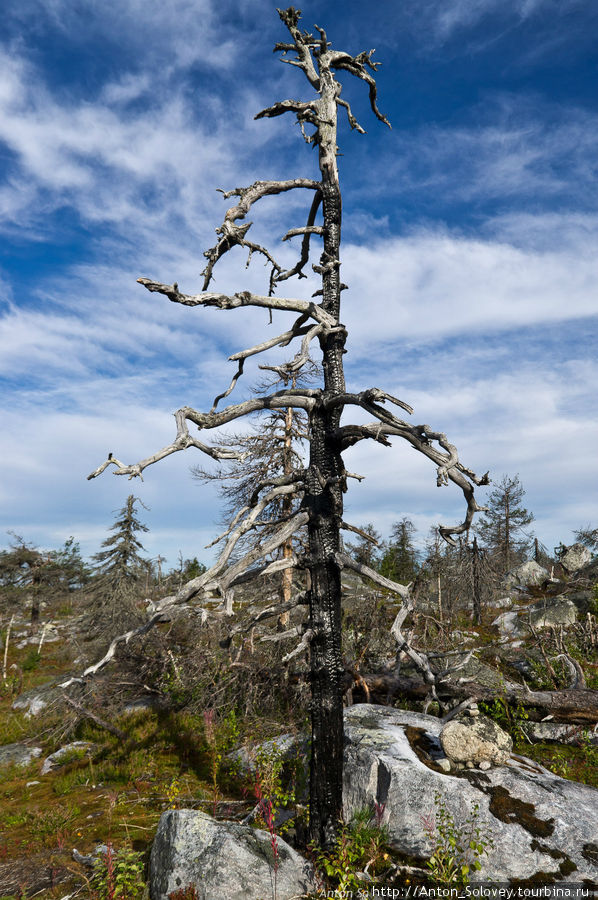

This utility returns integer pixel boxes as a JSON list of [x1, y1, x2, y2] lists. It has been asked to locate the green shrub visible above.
[[422, 792, 492, 886], [311, 807, 391, 892], [90, 844, 146, 899]]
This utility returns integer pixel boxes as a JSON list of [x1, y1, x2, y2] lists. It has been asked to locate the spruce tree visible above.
[[379, 518, 419, 584], [89, 495, 149, 634], [476, 474, 534, 572]]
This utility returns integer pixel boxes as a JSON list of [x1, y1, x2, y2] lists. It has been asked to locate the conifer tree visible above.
[[476, 474, 534, 572], [92, 495, 149, 587], [379, 518, 419, 584], [88, 496, 149, 635]]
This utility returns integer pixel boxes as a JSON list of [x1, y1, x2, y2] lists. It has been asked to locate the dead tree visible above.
[[82, 7, 488, 847]]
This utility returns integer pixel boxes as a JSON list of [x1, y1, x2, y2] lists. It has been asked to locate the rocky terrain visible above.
[[0, 550, 597, 898]]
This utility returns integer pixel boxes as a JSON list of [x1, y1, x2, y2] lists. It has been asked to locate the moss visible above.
[[486, 785, 555, 837], [582, 843, 598, 866], [530, 840, 577, 876]]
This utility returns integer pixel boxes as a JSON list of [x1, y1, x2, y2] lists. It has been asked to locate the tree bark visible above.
[[306, 59, 347, 849]]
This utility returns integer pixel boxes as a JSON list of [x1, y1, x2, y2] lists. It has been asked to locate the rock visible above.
[[0, 742, 42, 769], [559, 543, 592, 573], [41, 741, 94, 775], [149, 809, 316, 900], [122, 696, 167, 715], [502, 561, 550, 591], [493, 595, 580, 638], [479, 760, 491, 771], [528, 596, 579, 629], [492, 609, 522, 637], [440, 715, 513, 766], [343, 704, 598, 884], [228, 732, 305, 773], [72, 844, 109, 868], [12, 679, 65, 717]]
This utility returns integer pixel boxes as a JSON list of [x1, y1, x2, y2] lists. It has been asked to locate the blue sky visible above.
[[1, 0, 597, 569]]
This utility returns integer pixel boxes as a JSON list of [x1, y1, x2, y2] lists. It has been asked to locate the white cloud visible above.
[[341, 223, 597, 347], [403, 0, 587, 44]]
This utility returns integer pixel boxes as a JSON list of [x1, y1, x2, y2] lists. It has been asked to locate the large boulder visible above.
[[528, 596, 578, 629], [440, 715, 512, 766], [559, 543, 592, 573], [502, 561, 549, 592], [492, 595, 580, 638], [343, 704, 598, 885], [149, 809, 316, 900]]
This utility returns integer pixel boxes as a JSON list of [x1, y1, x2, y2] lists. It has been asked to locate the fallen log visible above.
[[343, 671, 598, 726]]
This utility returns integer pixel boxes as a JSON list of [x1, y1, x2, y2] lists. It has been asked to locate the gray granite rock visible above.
[[559, 543, 592, 573], [149, 809, 316, 900], [502, 561, 550, 591], [528, 596, 579, 629], [0, 742, 42, 769], [12, 679, 64, 717], [41, 741, 94, 774], [342, 704, 598, 885]]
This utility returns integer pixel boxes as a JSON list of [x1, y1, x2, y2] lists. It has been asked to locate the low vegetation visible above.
[[1, 494, 597, 896]]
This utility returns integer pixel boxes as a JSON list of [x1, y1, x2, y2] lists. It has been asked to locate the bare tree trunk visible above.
[[278, 405, 295, 629], [348, 671, 598, 725], [472, 536, 482, 625]]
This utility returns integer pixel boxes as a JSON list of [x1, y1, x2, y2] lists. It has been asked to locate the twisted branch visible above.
[[88, 390, 317, 482], [137, 278, 335, 326]]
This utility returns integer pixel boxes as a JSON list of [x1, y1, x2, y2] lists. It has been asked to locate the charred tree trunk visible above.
[[306, 63, 347, 848]]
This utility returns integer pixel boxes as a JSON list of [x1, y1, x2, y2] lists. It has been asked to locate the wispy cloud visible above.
[[1, 0, 595, 567], [342, 219, 598, 348]]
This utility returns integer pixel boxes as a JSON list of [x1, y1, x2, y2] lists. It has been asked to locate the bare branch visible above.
[[222, 593, 306, 645], [275, 190, 323, 285], [552, 653, 587, 689], [325, 387, 414, 417], [88, 391, 317, 482], [63, 697, 128, 740], [255, 99, 318, 120], [341, 522, 379, 544], [282, 225, 324, 241], [328, 50, 391, 128], [228, 313, 311, 362], [59, 609, 173, 687], [61, 507, 309, 686], [282, 627, 314, 664], [390, 604, 437, 687], [260, 322, 337, 379], [210, 358, 245, 413], [336, 97, 366, 134], [276, 8, 320, 89], [336, 551, 410, 599], [333, 397, 490, 544], [201, 177, 320, 290], [137, 278, 336, 326]]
